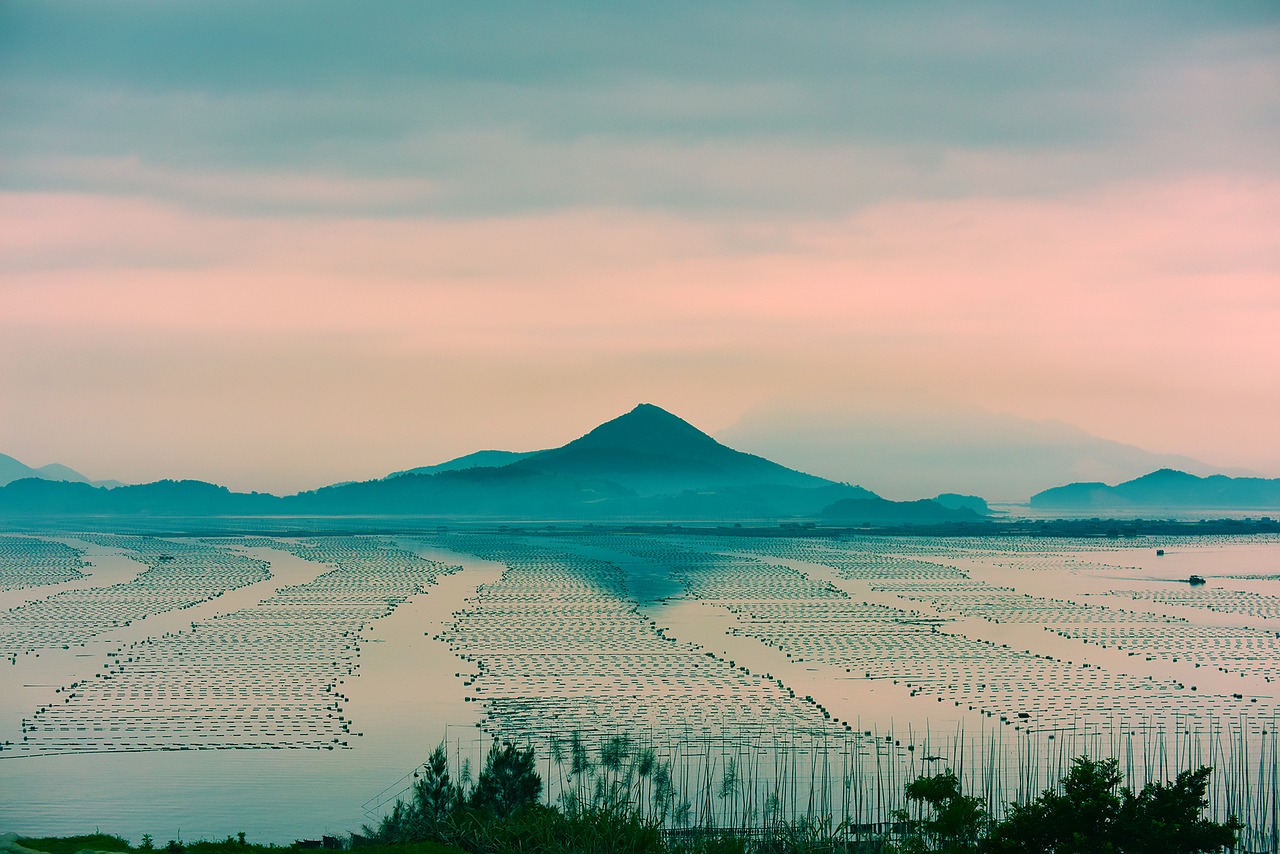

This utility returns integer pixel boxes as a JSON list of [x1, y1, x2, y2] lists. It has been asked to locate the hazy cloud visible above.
[[1, 2, 1277, 491], [4, 3, 1276, 215]]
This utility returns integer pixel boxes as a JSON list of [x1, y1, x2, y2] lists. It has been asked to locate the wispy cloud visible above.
[[1, 2, 1277, 491]]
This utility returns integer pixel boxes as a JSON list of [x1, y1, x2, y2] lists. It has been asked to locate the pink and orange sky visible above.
[[2, 2, 1278, 496]]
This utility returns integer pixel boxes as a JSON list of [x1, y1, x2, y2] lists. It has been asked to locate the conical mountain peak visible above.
[[511, 403, 834, 495], [561, 403, 721, 457]]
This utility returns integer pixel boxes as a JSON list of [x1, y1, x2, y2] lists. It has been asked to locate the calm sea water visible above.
[[1, 531, 1278, 844]]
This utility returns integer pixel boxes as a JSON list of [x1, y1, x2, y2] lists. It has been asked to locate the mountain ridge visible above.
[[1031, 469, 1280, 510], [386, 450, 537, 479], [288, 403, 872, 518], [719, 403, 1255, 502], [0, 452, 123, 489], [0, 404, 885, 521], [506, 403, 833, 495]]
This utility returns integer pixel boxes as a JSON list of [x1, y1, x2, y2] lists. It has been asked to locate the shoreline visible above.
[[2, 516, 1279, 538]]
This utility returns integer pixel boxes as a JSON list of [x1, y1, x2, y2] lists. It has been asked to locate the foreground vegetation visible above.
[[12, 740, 1242, 854], [361, 739, 1241, 853], [11, 836, 464, 854]]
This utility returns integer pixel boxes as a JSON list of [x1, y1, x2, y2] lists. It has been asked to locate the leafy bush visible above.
[[368, 740, 546, 851], [19, 836, 134, 854], [890, 770, 987, 853], [893, 757, 1238, 854], [469, 742, 542, 819], [985, 757, 1238, 853]]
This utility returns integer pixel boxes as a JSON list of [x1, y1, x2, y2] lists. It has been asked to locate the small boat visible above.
[[1188, 575, 1206, 585], [1155, 549, 1165, 556]]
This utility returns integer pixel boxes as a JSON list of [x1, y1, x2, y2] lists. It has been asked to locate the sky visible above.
[[1, 1, 1278, 495]]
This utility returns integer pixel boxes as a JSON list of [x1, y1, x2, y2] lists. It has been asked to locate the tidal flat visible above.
[[1, 530, 1278, 848]]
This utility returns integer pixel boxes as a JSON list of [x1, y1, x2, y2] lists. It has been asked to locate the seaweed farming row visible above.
[[2, 536, 271, 662], [2, 530, 1278, 847], [425, 534, 847, 746], [6, 537, 455, 755], [0, 536, 87, 593], [416, 530, 1280, 850]]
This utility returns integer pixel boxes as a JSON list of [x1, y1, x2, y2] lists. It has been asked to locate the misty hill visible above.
[[0, 478, 279, 516], [0, 452, 123, 489], [286, 463, 638, 518], [1, 404, 995, 522], [1031, 469, 1280, 511], [386, 450, 537, 479], [0, 404, 893, 521], [720, 401, 1252, 503], [821, 496, 986, 525], [290, 404, 876, 519], [934, 493, 992, 514]]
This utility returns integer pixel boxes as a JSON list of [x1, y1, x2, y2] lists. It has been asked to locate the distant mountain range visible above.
[[1031, 469, 1280, 511], [0, 452, 123, 489], [286, 403, 873, 519], [14, 406, 1264, 523], [386, 450, 536, 478], [719, 401, 1254, 502], [0, 477, 279, 516], [0, 404, 978, 523]]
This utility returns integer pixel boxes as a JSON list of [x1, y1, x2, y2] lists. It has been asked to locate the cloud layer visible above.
[[2, 2, 1277, 493]]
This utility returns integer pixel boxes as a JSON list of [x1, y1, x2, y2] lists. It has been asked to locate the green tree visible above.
[[1114, 766, 1240, 854], [470, 740, 543, 818], [411, 742, 462, 834], [893, 769, 987, 853], [987, 757, 1238, 854], [989, 757, 1122, 852]]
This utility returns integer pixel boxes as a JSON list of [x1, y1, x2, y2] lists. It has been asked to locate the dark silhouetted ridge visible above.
[[386, 450, 537, 479], [558, 403, 724, 457], [1, 403, 884, 520], [511, 403, 837, 496], [283, 403, 880, 518], [1031, 469, 1280, 510], [821, 496, 984, 525], [0, 478, 279, 516]]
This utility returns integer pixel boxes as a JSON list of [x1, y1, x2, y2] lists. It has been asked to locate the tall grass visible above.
[[367, 714, 1278, 851]]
